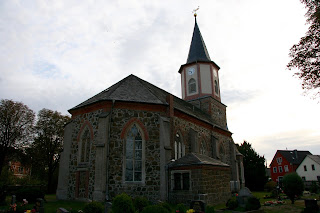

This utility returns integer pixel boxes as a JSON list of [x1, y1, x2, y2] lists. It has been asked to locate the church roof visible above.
[[70, 74, 222, 128], [186, 17, 211, 64], [168, 152, 229, 168]]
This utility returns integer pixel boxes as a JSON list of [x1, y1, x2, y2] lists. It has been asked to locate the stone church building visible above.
[[56, 16, 245, 205]]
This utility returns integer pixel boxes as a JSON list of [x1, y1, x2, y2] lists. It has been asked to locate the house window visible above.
[[125, 124, 143, 182], [214, 80, 219, 94], [317, 176, 320, 182], [284, 165, 289, 172], [172, 171, 190, 191], [174, 132, 184, 160], [273, 167, 277, 173], [302, 176, 306, 181], [278, 166, 283, 173], [312, 164, 315, 171], [304, 165, 307, 171], [276, 157, 282, 164], [188, 78, 196, 94], [80, 129, 91, 163], [18, 167, 23, 174], [200, 140, 206, 155]]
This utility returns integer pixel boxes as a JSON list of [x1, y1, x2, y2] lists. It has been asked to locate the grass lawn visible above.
[[0, 194, 88, 213]]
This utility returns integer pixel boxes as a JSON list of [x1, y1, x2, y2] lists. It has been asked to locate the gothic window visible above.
[[172, 171, 190, 191], [80, 128, 91, 163], [200, 140, 207, 155], [125, 124, 143, 182], [188, 78, 196, 94], [175, 132, 185, 160], [214, 80, 219, 94]]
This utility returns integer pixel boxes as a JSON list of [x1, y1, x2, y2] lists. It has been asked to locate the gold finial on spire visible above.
[[192, 6, 199, 17]]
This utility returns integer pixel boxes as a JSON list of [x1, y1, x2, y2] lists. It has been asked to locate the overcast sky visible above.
[[1, 0, 319, 165]]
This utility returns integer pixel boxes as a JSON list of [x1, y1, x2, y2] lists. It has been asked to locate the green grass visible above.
[[0, 194, 88, 213]]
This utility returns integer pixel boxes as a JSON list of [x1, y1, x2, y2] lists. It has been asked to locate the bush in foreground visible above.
[[245, 197, 261, 211], [141, 205, 170, 213], [83, 201, 104, 213], [112, 193, 134, 213], [282, 172, 304, 204], [133, 196, 150, 212]]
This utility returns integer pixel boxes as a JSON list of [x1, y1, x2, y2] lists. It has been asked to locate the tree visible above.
[[237, 141, 268, 191], [0, 99, 35, 176], [30, 109, 70, 193], [287, 0, 320, 98], [282, 172, 304, 204]]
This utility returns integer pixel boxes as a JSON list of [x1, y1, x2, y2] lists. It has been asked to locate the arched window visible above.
[[214, 80, 219, 94], [175, 132, 185, 160], [125, 124, 143, 182], [80, 128, 91, 163], [200, 141, 207, 155], [188, 78, 196, 94]]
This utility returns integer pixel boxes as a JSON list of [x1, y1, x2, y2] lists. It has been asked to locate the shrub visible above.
[[264, 181, 277, 192], [15, 187, 44, 203], [176, 203, 187, 213], [310, 181, 319, 194], [112, 193, 134, 213], [282, 172, 304, 204], [226, 197, 238, 210], [205, 205, 215, 213], [83, 201, 104, 213], [159, 202, 172, 212], [245, 197, 261, 211], [141, 205, 169, 213], [133, 196, 150, 212]]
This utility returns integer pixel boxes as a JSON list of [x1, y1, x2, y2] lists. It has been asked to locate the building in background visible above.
[[270, 149, 311, 185], [296, 155, 320, 182]]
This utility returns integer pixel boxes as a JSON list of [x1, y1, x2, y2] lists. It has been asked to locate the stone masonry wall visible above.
[[68, 109, 103, 200], [169, 166, 231, 206], [173, 117, 232, 165], [107, 108, 165, 202]]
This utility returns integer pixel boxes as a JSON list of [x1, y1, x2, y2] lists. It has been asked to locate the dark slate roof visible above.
[[70, 74, 224, 128], [278, 150, 312, 165], [168, 153, 229, 168], [186, 17, 211, 64]]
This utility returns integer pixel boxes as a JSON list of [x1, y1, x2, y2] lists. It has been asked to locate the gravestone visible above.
[[57, 207, 69, 213], [304, 199, 319, 212], [237, 187, 253, 208], [190, 200, 205, 213], [35, 198, 44, 213], [11, 195, 16, 205]]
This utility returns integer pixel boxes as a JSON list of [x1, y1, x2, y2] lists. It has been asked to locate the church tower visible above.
[[179, 15, 227, 129]]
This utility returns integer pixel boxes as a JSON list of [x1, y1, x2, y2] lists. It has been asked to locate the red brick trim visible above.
[[75, 171, 89, 198], [120, 118, 149, 140], [77, 121, 94, 142]]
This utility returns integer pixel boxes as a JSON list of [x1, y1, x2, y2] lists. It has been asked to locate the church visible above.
[[56, 15, 245, 206]]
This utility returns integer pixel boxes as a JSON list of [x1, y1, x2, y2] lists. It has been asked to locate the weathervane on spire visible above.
[[192, 6, 199, 17]]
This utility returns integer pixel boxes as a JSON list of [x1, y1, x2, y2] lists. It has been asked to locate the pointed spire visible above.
[[186, 16, 211, 64]]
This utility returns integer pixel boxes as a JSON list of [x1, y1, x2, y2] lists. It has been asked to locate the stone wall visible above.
[[67, 109, 103, 200], [169, 166, 231, 206], [173, 117, 232, 165], [107, 108, 165, 202]]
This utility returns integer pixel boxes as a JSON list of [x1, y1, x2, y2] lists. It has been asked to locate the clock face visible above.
[[188, 68, 195, 75]]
